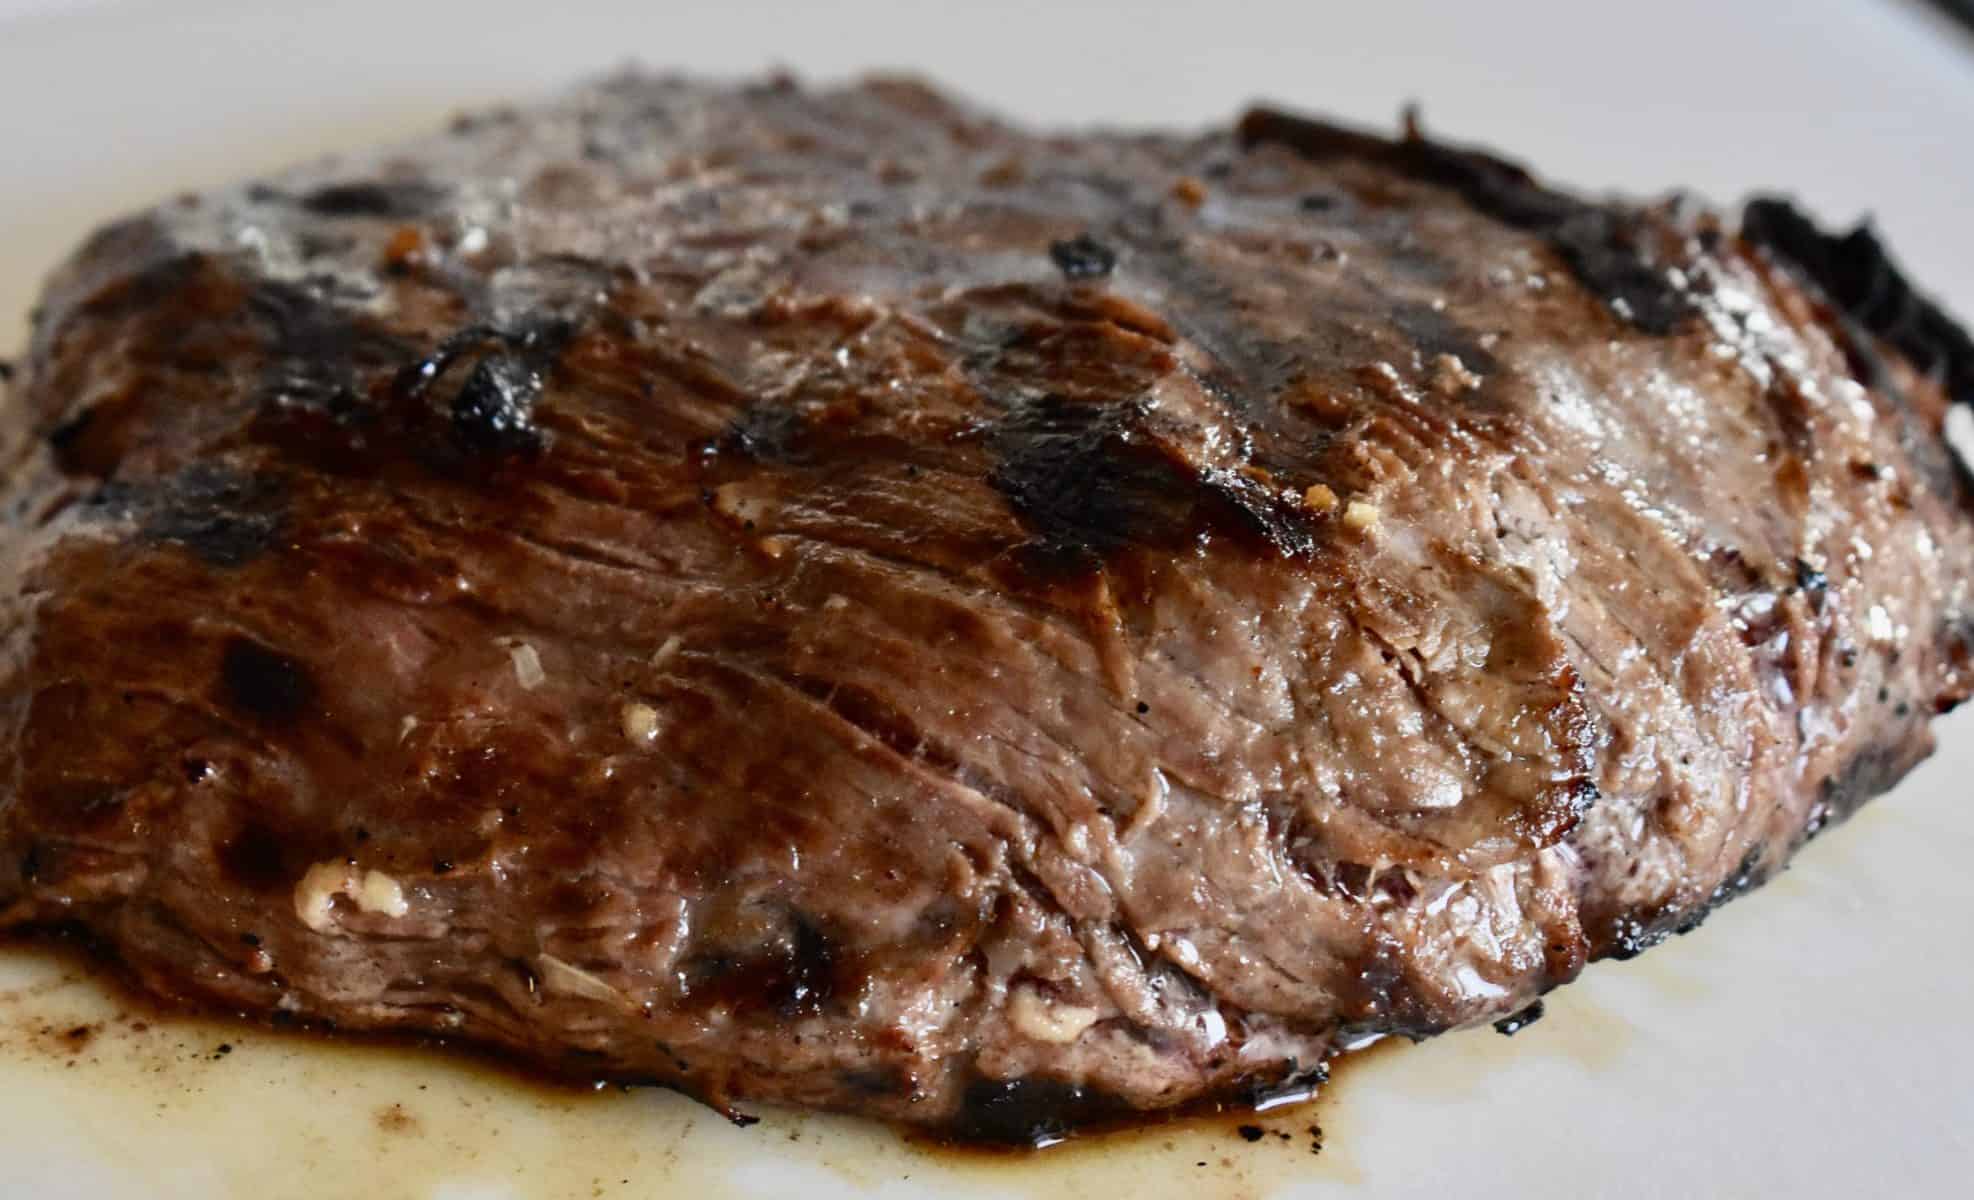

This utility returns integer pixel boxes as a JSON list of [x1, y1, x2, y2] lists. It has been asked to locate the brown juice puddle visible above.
[[0, 938, 1371, 1200]]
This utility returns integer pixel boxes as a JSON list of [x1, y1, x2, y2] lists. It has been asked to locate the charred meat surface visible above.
[[2, 72, 1972, 1141]]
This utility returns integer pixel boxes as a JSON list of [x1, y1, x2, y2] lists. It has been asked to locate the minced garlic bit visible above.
[[822, 593, 850, 611], [357, 870, 409, 918], [294, 862, 349, 932], [294, 862, 409, 932], [1431, 352, 1483, 396], [650, 634, 683, 667], [507, 640, 546, 690], [620, 700, 660, 744], [1342, 500, 1382, 534], [1008, 985, 1100, 1045], [1302, 483, 1339, 514], [398, 715, 419, 744]]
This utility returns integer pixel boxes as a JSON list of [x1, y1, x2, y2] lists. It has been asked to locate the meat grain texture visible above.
[[1, 73, 1971, 1143]]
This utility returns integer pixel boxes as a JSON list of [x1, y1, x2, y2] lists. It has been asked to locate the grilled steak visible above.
[[2, 72, 1971, 1144]]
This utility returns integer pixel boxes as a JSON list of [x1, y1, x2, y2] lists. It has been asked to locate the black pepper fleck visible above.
[[1048, 234, 1116, 280], [1236, 1124, 1266, 1142]]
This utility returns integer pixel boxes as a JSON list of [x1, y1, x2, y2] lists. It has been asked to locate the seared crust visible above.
[[1, 72, 1970, 1141]]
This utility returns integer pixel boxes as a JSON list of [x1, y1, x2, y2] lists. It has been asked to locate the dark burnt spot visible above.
[[85, 466, 285, 568], [1819, 739, 1926, 829], [681, 914, 846, 1020], [988, 396, 1315, 576], [296, 180, 447, 219], [1492, 999, 1545, 1035], [219, 636, 318, 724], [719, 403, 807, 463], [1743, 198, 1974, 407], [1048, 234, 1117, 280], [249, 277, 415, 426], [946, 1075, 1131, 1147], [1672, 846, 1768, 937], [1597, 845, 1773, 959], [778, 918, 838, 1017], [388, 323, 569, 463], [1792, 558, 1829, 611], [217, 822, 291, 892], [989, 397, 1190, 573], [1236, 1124, 1266, 1142], [1238, 107, 1693, 333], [1597, 913, 1665, 961], [451, 354, 543, 453], [1390, 300, 1499, 376], [19, 842, 43, 882], [0, 358, 13, 382], [1298, 192, 1340, 212], [45, 408, 95, 466]]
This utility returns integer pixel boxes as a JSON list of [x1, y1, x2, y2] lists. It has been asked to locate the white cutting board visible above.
[[1, 2, 1971, 1197]]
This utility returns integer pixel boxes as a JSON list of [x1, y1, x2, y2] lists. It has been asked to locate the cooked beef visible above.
[[2, 72, 1971, 1144]]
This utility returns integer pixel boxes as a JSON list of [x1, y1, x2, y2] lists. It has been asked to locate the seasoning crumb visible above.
[[1170, 176, 1207, 208], [1342, 500, 1382, 534], [1302, 483, 1339, 514]]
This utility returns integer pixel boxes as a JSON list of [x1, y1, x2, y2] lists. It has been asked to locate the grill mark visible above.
[[83, 465, 287, 568], [986, 395, 1317, 577]]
